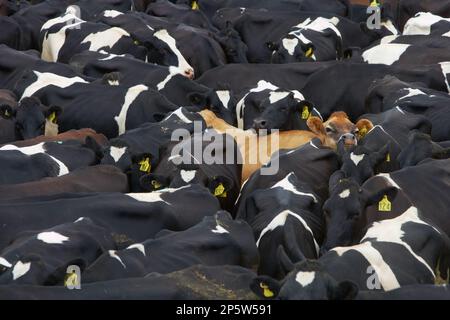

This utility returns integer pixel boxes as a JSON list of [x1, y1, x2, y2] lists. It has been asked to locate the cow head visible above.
[[309, 112, 373, 149], [213, 21, 248, 63], [320, 170, 398, 253], [144, 28, 195, 79], [252, 91, 315, 133], [251, 259, 358, 300], [0, 97, 62, 140], [187, 88, 236, 125], [269, 17, 343, 63], [338, 141, 390, 185]]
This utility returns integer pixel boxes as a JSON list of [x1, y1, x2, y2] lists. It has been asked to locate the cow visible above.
[[16, 70, 178, 138], [397, 131, 450, 168], [0, 264, 258, 299], [403, 12, 450, 37], [0, 165, 129, 201], [299, 62, 450, 120], [199, 109, 337, 182], [236, 171, 324, 279], [81, 211, 258, 282], [0, 184, 221, 250], [0, 96, 62, 141], [365, 75, 450, 141], [144, 130, 242, 212], [0, 218, 116, 285], [0, 89, 18, 144], [321, 159, 450, 252], [0, 137, 102, 185], [251, 206, 450, 299]]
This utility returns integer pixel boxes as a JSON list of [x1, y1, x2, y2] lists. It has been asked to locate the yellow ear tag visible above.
[[4, 110, 10, 118], [378, 195, 392, 212], [370, 0, 379, 7], [139, 157, 151, 173], [305, 47, 314, 58], [214, 183, 227, 198], [191, 0, 199, 10], [47, 112, 57, 124], [260, 282, 274, 298], [151, 180, 161, 189], [133, 40, 140, 45], [301, 105, 310, 120], [386, 153, 391, 162], [358, 127, 368, 139], [64, 272, 78, 288]]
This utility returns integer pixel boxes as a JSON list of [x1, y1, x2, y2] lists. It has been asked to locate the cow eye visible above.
[[326, 127, 335, 133]]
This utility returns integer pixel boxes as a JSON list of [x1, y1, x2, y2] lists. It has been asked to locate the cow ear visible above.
[[0, 104, 16, 120], [140, 174, 167, 191], [328, 170, 346, 192], [266, 41, 279, 51], [307, 116, 326, 136], [304, 44, 315, 58], [187, 92, 210, 107], [250, 276, 280, 299], [44, 106, 62, 124], [370, 143, 389, 166], [364, 185, 398, 207], [207, 175, 233, 198], [332, 280, 359, 300], [355, 119, 373, 140]]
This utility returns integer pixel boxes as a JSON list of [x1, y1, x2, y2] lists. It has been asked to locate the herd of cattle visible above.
[[0, 0, 450, 300]]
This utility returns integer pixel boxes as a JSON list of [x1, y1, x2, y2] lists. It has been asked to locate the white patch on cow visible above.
[[269, 91, 290, 104], [103, 10, 123, 18], [153, 29, 194, 76], [309, 140, 319, 149], [362, 44, 410, 65], [99, 51, 127, 61], [403, 12, 450, 36], [332, 242, 400, 291], [108, 80, 120, 86], [439, 62, 450, 92], [74, 217, 85, 223], [21, 71, 88, 100], [339, 189, 350, 199], [381, 20, 399, 35], [37, 231, 69, 244], [41, 12, 85, 62], [216, 90, 231, 109], [81, 27, 130, 52], [126, 186, 189, 203], [12, 261, 31, 280], [271, 172, 318, 203], [0, 257, 12, 268], [443, 30, 450, 37], [126, 243, 146, 256], [362, 206, 437, 277], [350, 152, 365, 166], [256, 210, 320, 254], [108, 250, 126, 268], [295, 271, 315, 287], [0, 143, 69, 176], [380, 35, 399, 44], [180, 170, 196, 183], [396, 106, 405, 114], [212, 225, 229, 234], [236, 80, 279, 129], [376, 173, 401, 189], [282, 37, 299, 56], [157, 66, 181, 91], [109, 146, 127, 163], [397, 88, 427, 100], [164, 107, 192, 123], [114, 84, 148, 135]]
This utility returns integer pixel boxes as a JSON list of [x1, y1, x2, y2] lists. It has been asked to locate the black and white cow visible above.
[[15, 70, 178, 138], [0, 184, 221, 250], [81, 211, 258, 282], [237, 171, 324, 279], [0, 218, 115, 285], [403, 12, 450, 37], [0, 138, 101, 185], [0, 264, 258, 300], [252, 206, 450, 299]]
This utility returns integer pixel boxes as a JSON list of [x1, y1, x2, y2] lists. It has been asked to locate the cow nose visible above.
[[340, 133, 356, 146], [253, 119, 267, 130], [184, 69, 195, 79]]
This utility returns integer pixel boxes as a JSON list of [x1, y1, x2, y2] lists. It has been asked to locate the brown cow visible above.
[[0, 165, 129, 201]]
